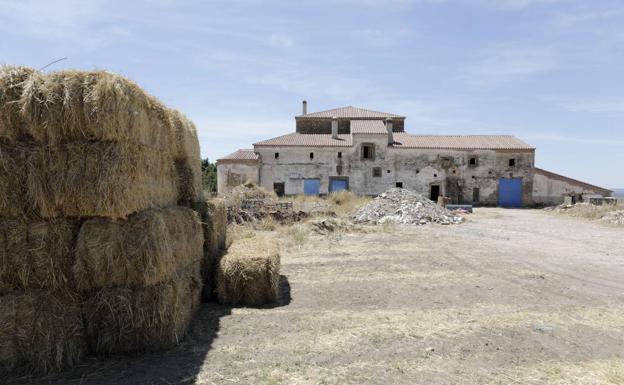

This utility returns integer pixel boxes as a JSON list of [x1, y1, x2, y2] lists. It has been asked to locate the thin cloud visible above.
[[541, 96, 624, 114], [462, 45, 557, 86]]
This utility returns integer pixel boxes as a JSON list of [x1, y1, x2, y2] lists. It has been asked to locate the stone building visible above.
[[217, 103, 611, 207]]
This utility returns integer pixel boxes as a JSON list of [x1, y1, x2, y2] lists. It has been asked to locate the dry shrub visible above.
[[328, 190, 372, 217], [0, 66, 34, 141], [0, 140, 178, 218], [0, 290, 86, 372], [83, 267, 201, 354], [19, 70, 175, 153], [74, 207, 203, 291], [226, 181, 276, 208], [0, 219, 78, 293], [216, 234, 280, 306]]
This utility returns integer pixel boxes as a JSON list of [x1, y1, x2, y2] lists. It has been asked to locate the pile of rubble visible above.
[[352, 188, 464, 225], [600, 210, 624, 226], [228, 207, 308, 225]]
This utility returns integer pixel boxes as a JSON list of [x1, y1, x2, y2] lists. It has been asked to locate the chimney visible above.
[[302, 100, 307, 115], [331, 116, 338, 139], [386, 118, 394, 144]]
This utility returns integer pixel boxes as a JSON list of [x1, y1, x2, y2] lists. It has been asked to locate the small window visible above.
[[338, 152, 342, 158], [387, 170, 391, 174], [274, 152, 279, 159], [372, 167, 382, 177], [396, 182, 403, 188], [509, 158, 516, 167], [361, 144, 375, 160], [469, 157, 477, 166], [310, 152, 314, 160], [416, 169, 420, 174], [433, 173, 437, 178], [452, 169, 457, 175]]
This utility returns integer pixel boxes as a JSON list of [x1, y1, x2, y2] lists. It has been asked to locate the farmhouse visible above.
[[217, 102, 611, 207]]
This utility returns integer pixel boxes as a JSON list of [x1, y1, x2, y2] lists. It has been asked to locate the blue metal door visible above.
[[499, 178, 523, 207], [303, 179, 320, 196], [329, 179, 348, 193]]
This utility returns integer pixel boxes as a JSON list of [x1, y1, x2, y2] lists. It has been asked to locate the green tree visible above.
[[201, 158, 217, 194]]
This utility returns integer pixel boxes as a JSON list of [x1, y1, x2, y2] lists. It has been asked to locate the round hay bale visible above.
[[216, 234, 280, 306], [74, 207, 203, 290]]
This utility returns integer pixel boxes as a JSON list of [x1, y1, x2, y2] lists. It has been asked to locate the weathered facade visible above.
[[217, 104, 611, 207]]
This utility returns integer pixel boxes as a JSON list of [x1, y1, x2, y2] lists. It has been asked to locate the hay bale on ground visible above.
[[74, 207, 203, 290], [0, 140, 178, 218], [18, 70, 175, 153], [192, 199, 227, 300], [83, 267, 201, 354], [216, 235, 280, 306], [0, 219, 78, 293], [0, 290, 86, 372]]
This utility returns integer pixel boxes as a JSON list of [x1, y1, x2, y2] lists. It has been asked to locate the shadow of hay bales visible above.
[[5, 276, 292, 385]]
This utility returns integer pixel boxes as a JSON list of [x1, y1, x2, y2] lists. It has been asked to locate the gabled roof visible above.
[[296, 105, 405, 119], [350, 120, 388, 134], [391, 134, 535, 150], [217, 149, 259, 163], [254, 133, 352, 147]]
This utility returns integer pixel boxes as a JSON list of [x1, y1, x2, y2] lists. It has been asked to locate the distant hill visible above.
[[612, 188, 624, 198]]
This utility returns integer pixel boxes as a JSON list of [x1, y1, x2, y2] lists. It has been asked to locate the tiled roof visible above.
[[351, 120, 388, 134], [253, 133, 533, 150], [217, 149, 259, 162], [391, 134, 534, 150], [254, 133, 352, 147], [534, 167, 612, 194], [297, 105, 405, 119]]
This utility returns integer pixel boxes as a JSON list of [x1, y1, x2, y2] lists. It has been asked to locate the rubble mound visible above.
[[600, 210, 624, 226], [352, 188, 464, 225]]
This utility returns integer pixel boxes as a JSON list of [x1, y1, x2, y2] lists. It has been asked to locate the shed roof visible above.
[[534, 167, 612, 195], [391, 134, 534, 150], [217, 149, 259, 162], [254, 133, 352, 147], [296, 105, 405, 119]]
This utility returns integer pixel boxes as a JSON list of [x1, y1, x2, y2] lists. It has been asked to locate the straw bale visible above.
[[209, 198, 228, 251], [19, 70, 175, 153], [74, 207, 203, 290], [0, 66, 35, 141], [0, 290, 86, 372], [216, 235, 280, 306], [83, 267, 201, 354], [0, 140, 178, 218], [0, 141, 31, 217], [0, 218, 77, 293], [169, 110, 202, 204]]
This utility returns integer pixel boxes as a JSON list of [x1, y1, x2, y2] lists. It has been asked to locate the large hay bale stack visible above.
[[193, 198, 228, 300], [0, 65, 207, 372], [216, 235, 280, 306]]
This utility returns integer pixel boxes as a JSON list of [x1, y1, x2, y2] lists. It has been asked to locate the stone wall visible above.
[[532, 169, 611, 206], [216, 162, 259, 194], [295, 118, 405, 134], [252, 137, 535, 206]]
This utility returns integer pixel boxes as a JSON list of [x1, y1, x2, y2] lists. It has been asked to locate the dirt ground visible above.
[[9, 208, 624, 385]]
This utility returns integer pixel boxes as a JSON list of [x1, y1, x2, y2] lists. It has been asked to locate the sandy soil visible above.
[[9, 208, 624, 385]]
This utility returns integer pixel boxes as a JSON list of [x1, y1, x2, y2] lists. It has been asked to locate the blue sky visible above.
[[1, 0, 622, 188]]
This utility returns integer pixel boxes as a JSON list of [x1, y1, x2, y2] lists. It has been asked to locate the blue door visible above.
[[303, 179, 320, 196], [499, 178, 523, 208], [329, 178, 348, 193]]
